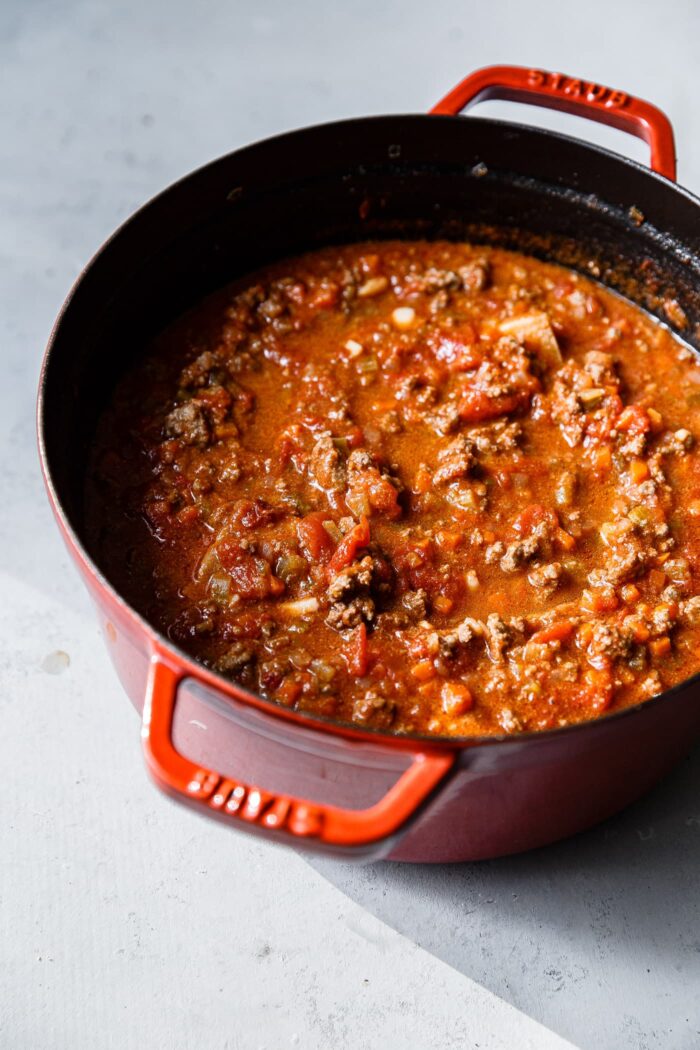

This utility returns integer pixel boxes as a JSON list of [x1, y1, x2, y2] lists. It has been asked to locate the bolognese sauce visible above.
[[86, 241, 700, 736]]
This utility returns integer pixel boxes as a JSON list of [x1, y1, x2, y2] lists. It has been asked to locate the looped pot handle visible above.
[[141, 653, 456, 858], [431, 64, 676, 182]]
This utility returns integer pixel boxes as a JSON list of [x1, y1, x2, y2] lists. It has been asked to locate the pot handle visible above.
[[431, 64, 676, 182], [141, 654, 456, 858]]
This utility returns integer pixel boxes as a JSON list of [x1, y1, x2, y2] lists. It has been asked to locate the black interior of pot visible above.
[[41, 114, 700, 540]]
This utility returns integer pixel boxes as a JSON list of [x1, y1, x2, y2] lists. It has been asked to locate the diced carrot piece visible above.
[[327, 516, 370, 575], [529, 620, 575, 646], [621, 584, 640, 604], [441, 681, 474, 716], [649, 636, 671, 659], [593, 446, 612, 475], [628, 620, 650, 643], [629, 459, 650, 484], [435, 530, 461, 552], [555, 527, 576, 552], [577, 622, 594, 647], [411, 659, 436, 682], [414, 466, 432, 495], [276, 677, 303, 706], [433, 595, 454, 614], [689, 499, 700, 517], [269, 575, 286, 596], [648, 568, 666, 592], [585, 665, 612, 688], [647, 407, 664, 432]]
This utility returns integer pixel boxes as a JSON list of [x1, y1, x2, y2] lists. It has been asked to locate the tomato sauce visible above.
[[85, 241, 700, 736]]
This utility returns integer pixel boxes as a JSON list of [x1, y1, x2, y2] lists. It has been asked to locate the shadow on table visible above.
[[309, 745, 700, 1050]]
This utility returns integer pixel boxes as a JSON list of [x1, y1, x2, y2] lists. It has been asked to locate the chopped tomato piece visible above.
[[514, 504, 556, 535], [529, 621, 575, 646], [649, 636, 672, 659], [459, 387, 532, 423], [347, 622, 369, 677], [297, 512, 335, 562], [328, 516, 371, 575], [428, 328, 481, 372], [217, 544, 276, 600], [591, 445, 612, 476], [616, 404, 651, 435]]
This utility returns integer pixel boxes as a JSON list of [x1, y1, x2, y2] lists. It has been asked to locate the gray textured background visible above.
[[3, 1, 700, 1048]]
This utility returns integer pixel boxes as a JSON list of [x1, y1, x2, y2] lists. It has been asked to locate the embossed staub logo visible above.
[[186, 767, 324, 837], [528, 69, 629, 108]]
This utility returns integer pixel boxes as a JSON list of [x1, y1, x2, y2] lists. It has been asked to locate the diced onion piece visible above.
[[578, 388, 605, 410], [445, 483, 479, 511], [628, 505, 652, 527], [391, 306, 416, 330], [208, 572, 231, 601], [322, 519, 342, 543], [345, 339, 364, 356], [196, 544, 221, 581], [465, 570, 480, 591], [346, 488, 371, 518], [278, 597, 320, 617], [499, 311, 562, 367], [276, 554, 307, 581], [310, 658, 337, 683], [555, 471, 576, 507], [357, 276, 388, 298], [600, 521, 621, 546]]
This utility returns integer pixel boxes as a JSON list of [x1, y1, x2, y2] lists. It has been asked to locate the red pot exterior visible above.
[[67, 523, 700, 863], [39, 65, 700, 861]]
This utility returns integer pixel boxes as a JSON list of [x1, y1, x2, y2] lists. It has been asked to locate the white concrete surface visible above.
[[3, 1, 700, 1048]]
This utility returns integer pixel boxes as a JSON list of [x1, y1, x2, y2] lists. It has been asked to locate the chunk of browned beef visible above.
[[325, 555, 377, 631], [308, 432, 346, 492], [164, 401, 210, 447]]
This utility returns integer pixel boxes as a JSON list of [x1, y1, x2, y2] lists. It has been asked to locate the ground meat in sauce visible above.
[[85, 240, 700, 737]]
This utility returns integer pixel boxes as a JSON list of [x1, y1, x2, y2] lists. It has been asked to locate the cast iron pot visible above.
[[38, 65, 700, 862]]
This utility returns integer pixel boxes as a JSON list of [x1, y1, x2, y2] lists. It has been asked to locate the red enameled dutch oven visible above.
[[38, 66, 700, 862]]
